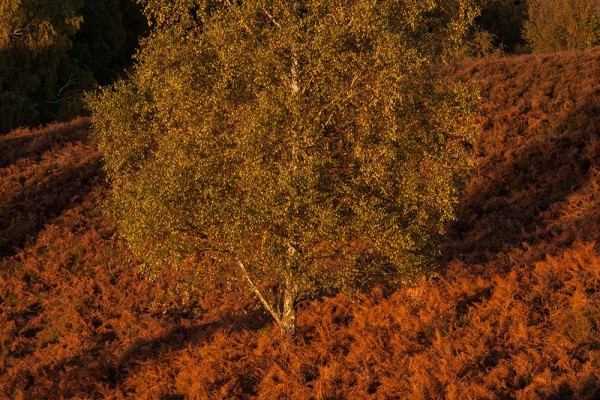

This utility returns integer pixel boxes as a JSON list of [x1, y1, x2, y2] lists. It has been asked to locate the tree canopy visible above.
[[88, 0, 480, 336], [0, 0, 84, 132]]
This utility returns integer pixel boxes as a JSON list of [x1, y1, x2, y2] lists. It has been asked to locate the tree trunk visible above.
[[280, 271, 299, 337], [236, 259, 299, 338]]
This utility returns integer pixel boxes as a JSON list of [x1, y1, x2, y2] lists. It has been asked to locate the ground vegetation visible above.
[[1, 46, 598, 398]]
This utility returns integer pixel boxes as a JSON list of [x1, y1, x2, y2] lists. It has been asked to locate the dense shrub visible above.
[[0, 118, 97, 257], [451, 47, 600, 261]]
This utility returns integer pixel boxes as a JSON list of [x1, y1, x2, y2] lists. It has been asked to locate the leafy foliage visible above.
[[0, 0, 145, 134], [3, 3, 600, 399], [0, 0, 86, 132], [88, 0, 480, 334], [524, 0, 600, 53], [451, 47, 600, 262], [0, 118, 97, 257], [71, 0, 147, 86], [476, 0, 528, 53]]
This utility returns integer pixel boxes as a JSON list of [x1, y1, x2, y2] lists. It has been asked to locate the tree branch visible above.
[[260, 5, 281, 29], [9, 27, 28, 39], [236, 260, 282, 326], [44, 92, 83, 104], [56, 71, 80, 97]]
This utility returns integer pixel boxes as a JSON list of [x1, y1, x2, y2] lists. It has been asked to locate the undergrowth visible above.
[[1, 47, 599, 399]]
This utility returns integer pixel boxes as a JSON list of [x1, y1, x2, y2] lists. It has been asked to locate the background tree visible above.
[[88, 0, 480, 337], [72, 0, 147, 86], [476, 0, 528, 54], [0, 0, 146, 133], [524, 0, 600, 53], [0, 0, 85, 132]]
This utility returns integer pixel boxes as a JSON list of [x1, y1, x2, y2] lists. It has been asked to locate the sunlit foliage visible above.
[[89, 0, 480, 335], [524, 0, 600, 53], [2, 44, 600, 396]]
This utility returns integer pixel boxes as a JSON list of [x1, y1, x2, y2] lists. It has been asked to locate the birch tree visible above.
[[88, 0, 480, 336]]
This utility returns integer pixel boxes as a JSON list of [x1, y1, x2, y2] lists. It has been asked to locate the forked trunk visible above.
[[236, 260, 299, 338]]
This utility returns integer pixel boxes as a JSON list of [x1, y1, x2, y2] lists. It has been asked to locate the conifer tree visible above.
[[89, 0, 480, 336]]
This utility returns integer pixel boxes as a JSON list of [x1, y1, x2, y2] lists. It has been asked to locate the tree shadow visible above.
[[443, 97, 599, 266], [25, 309, 270, 399], [0, 118, 90, 168], [113, 310, 269, 383], [0, 153, 101, 258]]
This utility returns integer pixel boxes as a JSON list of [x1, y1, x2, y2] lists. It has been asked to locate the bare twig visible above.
[[9, 27, 28, 39], [44, 92, 83, 104], [56, 72, 80, 97]]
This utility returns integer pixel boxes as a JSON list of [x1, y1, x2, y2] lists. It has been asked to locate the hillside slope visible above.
[[1, 48, 599, 399]]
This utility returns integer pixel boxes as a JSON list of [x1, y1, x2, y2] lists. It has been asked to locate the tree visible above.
[[0, 0, 146, 133], [88, 0, 480, 337], [0, 0, 86, 132], [72, 0, 147, 86], [524, 0, 600, 53], [476, 0, 528, 54]]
